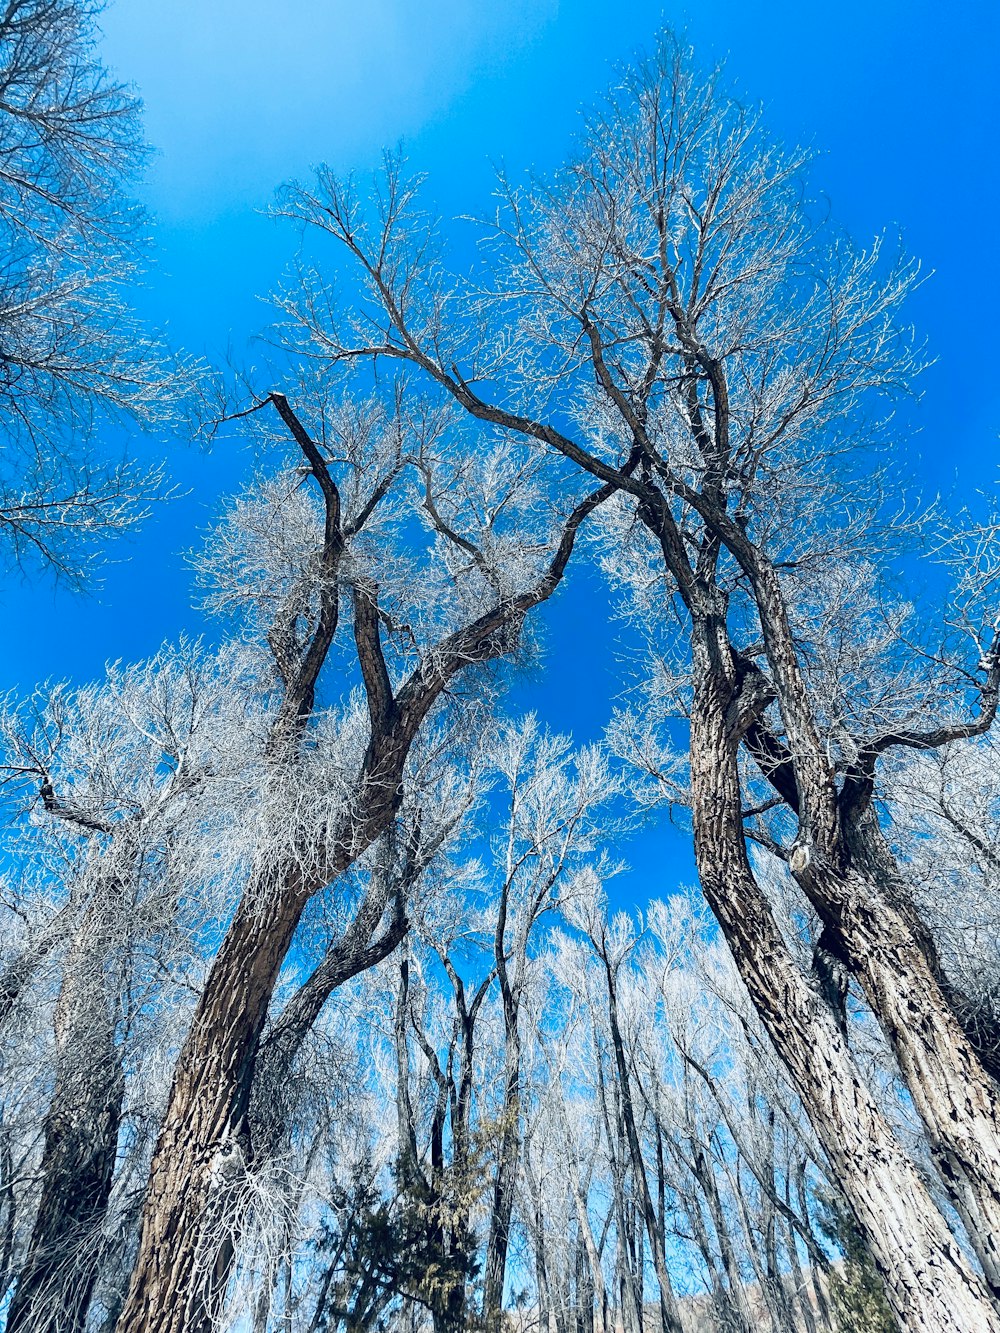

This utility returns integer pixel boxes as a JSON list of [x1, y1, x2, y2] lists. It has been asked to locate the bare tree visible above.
[[565, 893, 685, 1333], [0, 0, 185, 581], [0, 642, 245, 1332], [113, 385, 613, 1333], [481, 721, 619, 1329], [286, 37, 1000, 1329]]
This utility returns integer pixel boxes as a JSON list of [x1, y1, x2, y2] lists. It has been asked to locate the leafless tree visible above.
[[281, 35, 1000, 1330], [0, 641, 248, 1332], [111, 383, 614, 1333], [0, 0, 187, 582]]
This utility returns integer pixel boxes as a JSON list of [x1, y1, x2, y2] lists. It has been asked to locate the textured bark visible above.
[[730, 542, 1000, 1289], [113, 400, 611, 1333], [846, 805, 1000, 1088], [687, 618, 1000, 1333], [113, 878, 310, 1333], [817, 859, 1000, 1302], [6, 896, 125, 1333], [249, 873, 407, 1155]]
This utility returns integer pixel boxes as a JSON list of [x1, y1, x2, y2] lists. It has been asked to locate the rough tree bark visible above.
[[114, 395, 613, 1333], [686, 608, 1000, 1333], [6, 883, 125, 1333], [2, 776, 153, 1333]]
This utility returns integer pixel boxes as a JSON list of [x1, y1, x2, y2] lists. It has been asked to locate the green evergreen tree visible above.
[[818, 1194, 899, 1333]]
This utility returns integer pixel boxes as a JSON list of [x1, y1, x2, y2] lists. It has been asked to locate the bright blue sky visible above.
[[3, 0, 999, 892]]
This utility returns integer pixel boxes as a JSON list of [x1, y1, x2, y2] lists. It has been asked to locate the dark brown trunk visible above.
[[113, 881, 308, 1333]]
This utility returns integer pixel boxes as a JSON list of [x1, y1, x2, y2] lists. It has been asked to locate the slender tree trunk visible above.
[[687, 621, 1000, 1333], [783, 1215, 819, 1333], [524, 1154, 553, 1333], [563, 1136, 608, 1333], [575, 1226, 595, 1333], [687, 1142, 756, 1333], [601, 960, 684, 1333], [0, 1134, 16, 1305], [795, 1161, 834, 1331], [679, 1168, 744, 1332], [753, 1106, 797, 1333], [595, 1042, 642, 1333], [7, 897, 125, 1333], [482, 1039, 521, 1327]]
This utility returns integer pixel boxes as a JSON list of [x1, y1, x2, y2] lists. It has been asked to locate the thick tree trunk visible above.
[[113, 881, 309, 1333], [687, 632, 1000, 1333], [823, 861, 1000, 1302], [846, 807, 1000, 1087], [744, 550, 1000, 1288], [7, 899, 125, 1333]]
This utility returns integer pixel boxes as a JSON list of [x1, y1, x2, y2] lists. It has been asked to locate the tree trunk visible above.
[[687, 1141, 757, 1333], [7, 897, 125, 1333], [745, 547, 1000, 1291], [114, 880, 308, 1333], [482, 1041, 520, 1328], [687, 622, 1000, 1333], [562, 1133, 608, 1333], [594, 1040, 643, 1333], [601, 957, 684, 1333], [822, 849, 1000, 1300]]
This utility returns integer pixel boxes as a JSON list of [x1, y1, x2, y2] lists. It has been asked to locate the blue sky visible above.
[[3, 0, 999, 892]]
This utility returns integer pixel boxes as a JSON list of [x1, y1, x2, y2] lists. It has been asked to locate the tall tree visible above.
[[287, 38, 1000, 1330], [114, 388, 613, 1333], [0, 0, 181, 581], [0, 644, 245, 1332]]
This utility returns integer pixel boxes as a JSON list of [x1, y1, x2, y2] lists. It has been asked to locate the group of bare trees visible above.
[[0, 0, 186, 581], [0, 11, 998, 1333]]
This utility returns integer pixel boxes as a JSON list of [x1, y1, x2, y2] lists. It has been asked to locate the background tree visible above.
[[279, 36, 1000, 1331], [0, 0, 184, 581], [0, 642, 251, 1332]]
